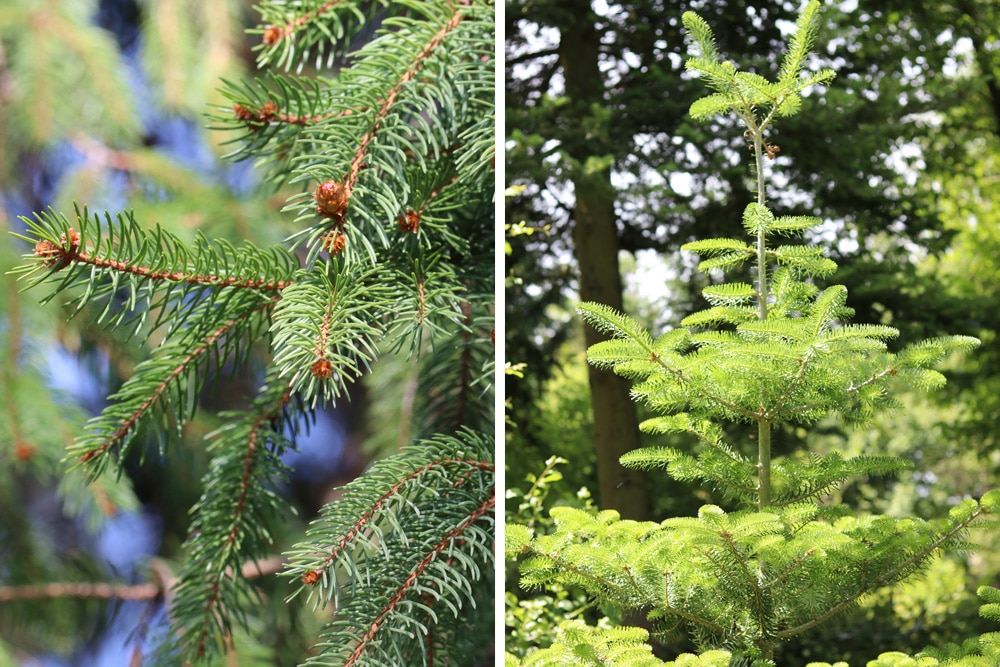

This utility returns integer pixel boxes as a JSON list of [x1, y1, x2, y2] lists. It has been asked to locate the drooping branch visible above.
[[193, 385, 295, 659], [77, 299, 276, 465], [776, 503, 990, 640]]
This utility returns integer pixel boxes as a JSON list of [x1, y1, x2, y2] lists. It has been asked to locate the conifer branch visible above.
[[776, 503, 989, 639], [0, 558, 286, 604], [344, 4, 469, 198], [233, 99, 338, 127], [300, 455, 494, 586], [762, 548, 816, 590], [342, 491, 494, 667], [271, 267, 387, 406], [259, 0, 354, 49], [27, 223, 291, 292], [13, 207, 299, 334], [718, 532, 770, 635], [0, 581, 161, 603], [787, 365, 898, 418], [71, 295, 276, 471], [170, 374, 298, 661], [38, 237, 292, 292], [765, 349, 814, 420], [285, 431, 494, 666]]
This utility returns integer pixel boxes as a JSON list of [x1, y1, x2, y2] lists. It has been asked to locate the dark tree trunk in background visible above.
[[956, 0, 1000, 137], [558, 6, 650, 520]]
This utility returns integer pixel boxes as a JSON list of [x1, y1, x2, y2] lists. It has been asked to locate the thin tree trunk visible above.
[[558, 8, 650, 520]]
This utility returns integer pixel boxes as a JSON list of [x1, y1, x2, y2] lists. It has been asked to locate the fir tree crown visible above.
[[508, 3, 997, 665]]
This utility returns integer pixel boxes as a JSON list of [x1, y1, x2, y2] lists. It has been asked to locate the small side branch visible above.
[[261, 0, 351, 46], [233, 100, 338, 128], [346, 5, 469, 194]]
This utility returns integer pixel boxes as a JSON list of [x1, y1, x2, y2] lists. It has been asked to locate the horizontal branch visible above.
[[35, 232, 293, 292], [0, 556, 285, 603], [0, 581, 159, 603], [776, 504, 987, 639]]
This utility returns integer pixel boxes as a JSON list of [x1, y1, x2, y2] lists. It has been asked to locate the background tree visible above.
[[0, 1, 495, 665]]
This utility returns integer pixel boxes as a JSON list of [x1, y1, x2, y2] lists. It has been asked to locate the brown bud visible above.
[[311, 359, 333, 379], [398, 209, 420, 234], [34, 239, 61, 266], [302, 570, 320, 585], [233, 103, 253, 121], [34, 229, 79, 269], [263, 26, 283, 46], [62, 228, 81, 250], [322, 230, 347, 256], [314, 180, 349, 220], [260, 101, 278, 118]]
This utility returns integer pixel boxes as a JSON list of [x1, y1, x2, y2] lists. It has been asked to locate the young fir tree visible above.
[[507, 3, 1000, 665], [5, 1, 495, 665]]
